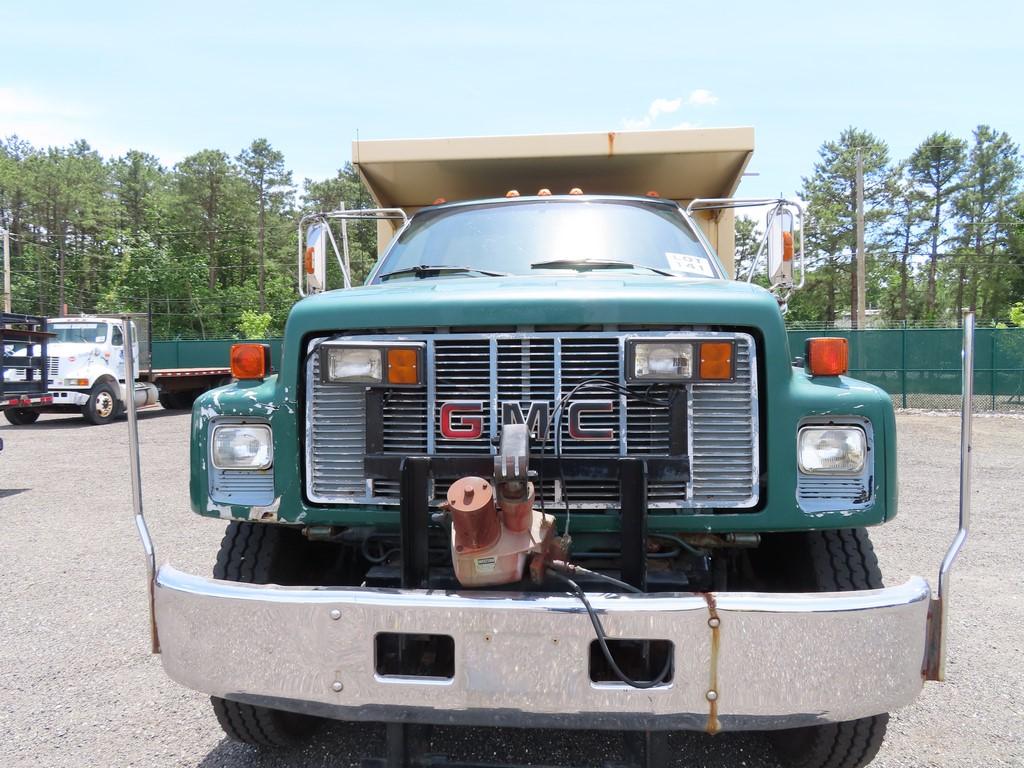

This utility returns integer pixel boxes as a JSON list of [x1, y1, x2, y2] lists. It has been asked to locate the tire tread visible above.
[[767, 529, 888, 768], [210, 522, 321, 747]]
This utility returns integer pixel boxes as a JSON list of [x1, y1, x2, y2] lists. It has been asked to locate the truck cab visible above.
[[135, 129, 967, 768], [41, 316, 157, 424]]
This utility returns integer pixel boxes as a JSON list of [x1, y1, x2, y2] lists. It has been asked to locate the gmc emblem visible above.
[[438, 400, 614, 441]]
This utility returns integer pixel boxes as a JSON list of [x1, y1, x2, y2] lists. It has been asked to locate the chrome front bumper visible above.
[[154, 566, 931, 732]]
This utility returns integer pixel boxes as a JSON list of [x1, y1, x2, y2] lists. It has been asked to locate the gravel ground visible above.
[[0, 410, 1021, 767]]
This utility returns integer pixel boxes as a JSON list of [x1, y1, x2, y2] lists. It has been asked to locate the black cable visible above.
[[547, 569, 672, 690], [538, 377, 680, 530], [548, 559, 643, 594]]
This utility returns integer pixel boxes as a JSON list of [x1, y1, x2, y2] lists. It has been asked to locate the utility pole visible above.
[[2, 228, 11, 313], [855, 151, 866, 330]]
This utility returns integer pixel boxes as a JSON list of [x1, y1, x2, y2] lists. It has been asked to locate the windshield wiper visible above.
[[530, 259, 673, 277], [378, 264, 510, 281]]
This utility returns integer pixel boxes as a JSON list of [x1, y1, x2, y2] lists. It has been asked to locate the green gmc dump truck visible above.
[[128, 129, 972, 768]]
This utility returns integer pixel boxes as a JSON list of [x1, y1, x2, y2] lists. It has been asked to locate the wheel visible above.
[[211, 696, 320, 748], [82, 380, 120, 425], [209, 522, 325, 746], [158, 392, 183, 410], [752, 529, 889, 768], [4, 408, 40, 425]]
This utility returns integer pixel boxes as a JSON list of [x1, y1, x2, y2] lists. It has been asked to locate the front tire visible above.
[[209, 522, 325, 747], [4, 408, 40, 425], [82, 380, 119, 425], [753, 529, 889, 768]]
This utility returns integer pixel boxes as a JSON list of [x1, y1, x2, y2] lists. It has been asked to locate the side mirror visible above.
[[304, 223, 327, 295], [766, 207, 795, 290]]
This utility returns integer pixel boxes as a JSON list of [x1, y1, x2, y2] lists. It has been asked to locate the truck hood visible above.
[[289, 274, 784, 332], [48, 342, 102, 357], [282, 274, 791, 382]]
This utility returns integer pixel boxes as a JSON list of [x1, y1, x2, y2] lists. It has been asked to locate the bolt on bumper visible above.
[[153, 565, 931, 732]]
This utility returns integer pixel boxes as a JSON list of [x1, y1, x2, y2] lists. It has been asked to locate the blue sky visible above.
[[3, 1, 1021, 199]]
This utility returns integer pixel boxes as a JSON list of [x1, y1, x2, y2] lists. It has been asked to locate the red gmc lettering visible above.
[[440, 401, 485, 440], [567, 401, 615, 441]]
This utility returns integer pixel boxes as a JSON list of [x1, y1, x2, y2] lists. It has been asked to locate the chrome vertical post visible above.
[[123, 314, 159, 653], [925, 311, 973, 680]]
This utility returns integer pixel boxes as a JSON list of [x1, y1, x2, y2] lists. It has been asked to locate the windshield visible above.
[[50, 322, 108, 344], [371, 199, 722, 282]]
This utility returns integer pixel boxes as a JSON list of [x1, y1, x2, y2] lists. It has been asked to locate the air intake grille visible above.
[[305, 331, 758, 510]]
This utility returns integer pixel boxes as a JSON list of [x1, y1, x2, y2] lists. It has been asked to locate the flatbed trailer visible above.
[[144, 366, 232, 409]]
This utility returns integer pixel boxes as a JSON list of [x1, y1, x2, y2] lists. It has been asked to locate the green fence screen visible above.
[[788, 327, 1024, 411], [152, 329, 1024, 412]]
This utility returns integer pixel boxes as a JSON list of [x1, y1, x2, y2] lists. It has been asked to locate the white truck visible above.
[[5, 315, 231, 425]]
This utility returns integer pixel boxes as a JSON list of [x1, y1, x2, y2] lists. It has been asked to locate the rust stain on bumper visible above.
[[703, 592, 722, 735]]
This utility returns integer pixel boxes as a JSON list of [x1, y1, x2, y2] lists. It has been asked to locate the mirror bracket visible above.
[[686, 197, 805, 300]]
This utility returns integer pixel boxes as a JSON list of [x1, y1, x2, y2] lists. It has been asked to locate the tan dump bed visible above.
[[352, 127, 754, 275]]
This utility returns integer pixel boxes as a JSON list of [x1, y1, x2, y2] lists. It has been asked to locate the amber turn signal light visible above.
[[699, 342, 734, 380], [231, 343, 271, 380], [806, 338, 848, 376], [387, 348, 421, 385], [782, 231, 794, 262]]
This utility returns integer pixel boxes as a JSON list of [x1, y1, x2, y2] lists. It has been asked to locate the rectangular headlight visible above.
[[798, 426, 866, 475], [321, 344, 424, 386], [627, 341, 693, 382], [211, 424, 273, 470], [325, 347, 383, 384]]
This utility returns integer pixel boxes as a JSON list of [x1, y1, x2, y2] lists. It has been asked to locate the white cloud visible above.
[[648, 97, 683, 120], [623, 96, 683, 129], [623, 90, 718, 130], [686, 88, 718, 106]]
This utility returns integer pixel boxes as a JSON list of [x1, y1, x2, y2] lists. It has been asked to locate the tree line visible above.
[[1, 126, 1022, 339], [736, 125, 1023, 327], [0, 137, 375, 338]]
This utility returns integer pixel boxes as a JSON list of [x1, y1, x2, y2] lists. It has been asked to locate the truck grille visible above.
[[47, 356, 59, 380], [306, 331, 758, 510]]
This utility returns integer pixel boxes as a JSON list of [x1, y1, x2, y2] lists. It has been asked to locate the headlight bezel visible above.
[[319, 341, 425, 387], [625, 339, 735, 383], [797, 424, 867, 476], [210, 422, 274, 471]]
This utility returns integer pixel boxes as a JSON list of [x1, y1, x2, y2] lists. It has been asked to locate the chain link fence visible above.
[[787, 327, 1024, 412]]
